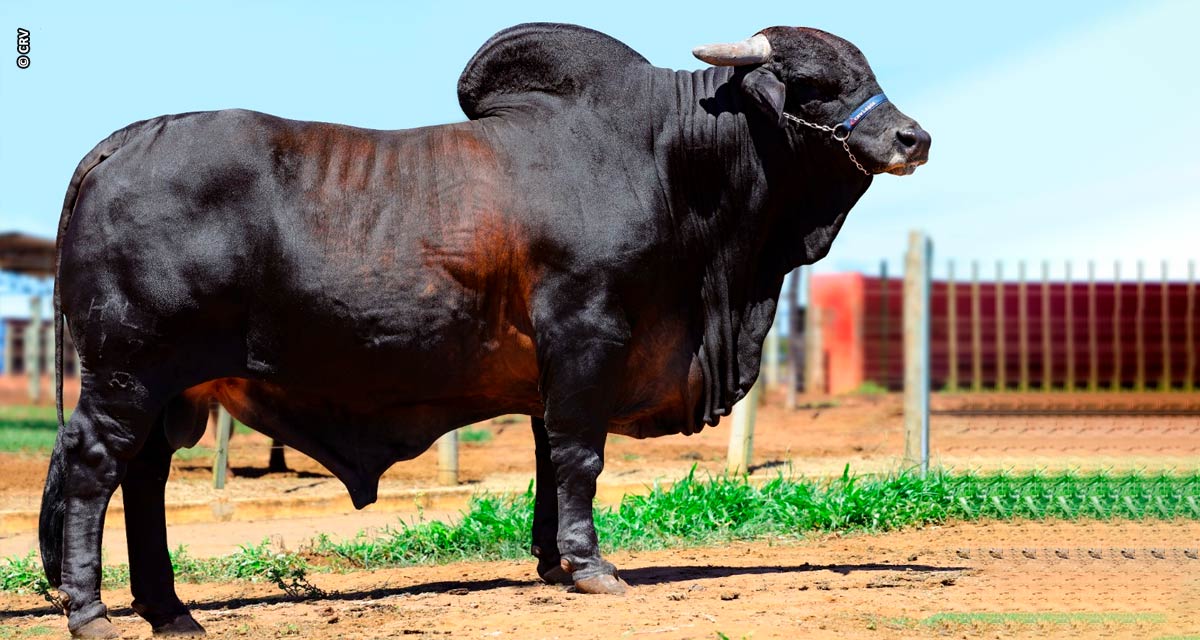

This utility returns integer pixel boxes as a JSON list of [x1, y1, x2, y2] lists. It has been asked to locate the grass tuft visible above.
[[1, 469, 1196, 595], [458, 426, 493, 445]]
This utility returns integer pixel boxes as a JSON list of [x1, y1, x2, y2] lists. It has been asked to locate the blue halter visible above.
[[833, 93, 888, 140], [781, 92, 889, 176]]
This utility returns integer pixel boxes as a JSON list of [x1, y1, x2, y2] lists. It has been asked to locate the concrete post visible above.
[[213, 406, 233, 489], [903, 231, 931, 474], [2, 319, 15, 376], [764, 318, 780, 390], [726, 381, 758, 475], [27, 296, 42, 403], [437, 430, 459, 486]]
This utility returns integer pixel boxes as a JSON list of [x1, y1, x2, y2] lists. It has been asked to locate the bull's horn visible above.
[[692, 33, 772, 66]]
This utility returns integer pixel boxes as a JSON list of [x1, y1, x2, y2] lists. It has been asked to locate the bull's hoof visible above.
[[572, 574, 629, 595], [538, 564, 573, 586], [72, 617, 121, 639], [152, 613, 206, 637]]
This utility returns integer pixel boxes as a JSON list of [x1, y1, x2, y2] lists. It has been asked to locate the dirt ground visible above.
[[2, 520, 1197, 639], [1, 388, 1198, 637]]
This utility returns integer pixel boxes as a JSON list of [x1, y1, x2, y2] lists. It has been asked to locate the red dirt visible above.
[[2, 520, 1197, 639], [1, 389, 1197, 637]]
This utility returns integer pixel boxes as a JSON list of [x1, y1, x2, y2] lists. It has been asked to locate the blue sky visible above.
[[1, 0, 1194, 288]]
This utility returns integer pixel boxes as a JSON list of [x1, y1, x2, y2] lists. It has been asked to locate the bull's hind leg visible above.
[[57, 390, 159, 638], [530, 417, 571, 585], [123, 411, 204, 636]]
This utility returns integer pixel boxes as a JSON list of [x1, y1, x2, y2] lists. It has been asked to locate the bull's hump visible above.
[[457, 23, 650, 119]]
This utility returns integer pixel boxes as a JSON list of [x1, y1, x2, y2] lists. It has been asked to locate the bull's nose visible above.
[[896, 127, 931, 161]]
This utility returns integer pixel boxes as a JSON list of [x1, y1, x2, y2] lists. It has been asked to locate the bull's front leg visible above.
[[530, 416, 572, 585], [532, 286, 629, 595]]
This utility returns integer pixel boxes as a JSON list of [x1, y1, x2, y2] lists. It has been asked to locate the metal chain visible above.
[[782, 112, 871, 176]]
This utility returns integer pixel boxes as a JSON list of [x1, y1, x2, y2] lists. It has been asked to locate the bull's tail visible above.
[[39, 118, 156, 587]]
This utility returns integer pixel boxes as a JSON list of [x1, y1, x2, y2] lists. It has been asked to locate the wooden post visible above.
[[26, 296, 42, 403], [2, 314, 15, 376], [1186, 261, 1195, 392], [212, 405, 233, 489], [1161, 261, 1171, 390], [437, 430, 459, 485], [1112, 262, 1123, 390], [1065, 262, 1075, 391], [1088, 261, 1099, 391], [947, 261, 958, 392], [786, 267, 801, 409], [1041, 261, 1052, 391], [764, 319, 780, 390], [903, 231, 931, 474], [1018, 261, 1029, 391], [1136, 261, 1146, 392], [44, 323, 55, 393], [995, 262, 1005, 390], [726, 381, 758, 474], [879, 260, 890, 389], [804, 269, 825, 393], [971, 261, 982, 392]]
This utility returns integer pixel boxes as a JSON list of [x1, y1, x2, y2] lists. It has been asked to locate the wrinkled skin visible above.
[[39, 23, 927, 637]]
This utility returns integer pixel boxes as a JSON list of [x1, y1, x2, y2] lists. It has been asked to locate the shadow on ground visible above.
[[0, 561, 968, 620]]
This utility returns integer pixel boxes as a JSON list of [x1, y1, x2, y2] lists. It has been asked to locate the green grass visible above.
[[921, 612, 1167, 625], [458, 426, 493, 444], [851, 380, 890, 395], [0, 625, 56, 639], [0, 405, 223, 459], [0, 406, 64, 454], [875, 611, 1171, 631], [306, 468, 1200, 571], [3, 468, 1197, 597]]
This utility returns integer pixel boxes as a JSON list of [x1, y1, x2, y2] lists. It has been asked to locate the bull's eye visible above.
[[787, 81, 835, 108], [792, 77, 839, 103]]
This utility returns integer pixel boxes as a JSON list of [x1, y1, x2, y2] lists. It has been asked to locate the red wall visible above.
[[812, 273, 1198, 392]]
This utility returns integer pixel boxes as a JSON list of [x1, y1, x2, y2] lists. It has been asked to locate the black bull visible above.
[[40, 23, 928, 637]]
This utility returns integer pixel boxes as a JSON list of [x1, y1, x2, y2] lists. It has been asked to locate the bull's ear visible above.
[[740, 66, 787, 126]]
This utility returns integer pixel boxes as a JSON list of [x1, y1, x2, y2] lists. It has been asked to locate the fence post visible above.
[[1161, 261, 1171, 390], [995, 262, 1005, 390], [1042, 261, 1052, 391], [437, 430, 459, 486], [787, 267, 801, 409], [947, 261, 958, 392], [764, 319, 780, 390], [880, 260, 890, 388], [1112, 262, 1123, 390], [971, 261, 982, 392], [1187, 261, 1196, 392], [1065, 262, 1075, 391], [804, 269, 825, 393], [1136, 260, 1146, 391], [27, 296, 42, 403], [1, 312, 15, 376], [44, 323, 55, 395], [1088, 261, 1099, 391], [1018, 261, 1029, 391], [212, 405, 232, 490], [726, 381, 758, 475], [903, 231, 931, 474]]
